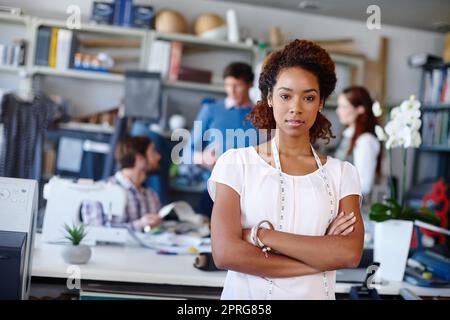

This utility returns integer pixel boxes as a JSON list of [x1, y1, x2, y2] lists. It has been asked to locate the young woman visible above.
[[208, 40, 364, 299], [335, 86, 381, 196]]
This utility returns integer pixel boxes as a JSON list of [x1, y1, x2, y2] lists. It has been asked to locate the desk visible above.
[[31, 234, 450, 300]]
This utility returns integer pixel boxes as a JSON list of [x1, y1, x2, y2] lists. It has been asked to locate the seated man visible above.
[[81, 136, 162, 231]]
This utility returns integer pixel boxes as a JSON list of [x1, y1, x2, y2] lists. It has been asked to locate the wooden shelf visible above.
[[58, 122, 114, 134], [419, 145, 450, 152], [422, 61, 450, 70], [163, 80, 225, 94], [31, 67, 227, 93], [0, 13, 30, 25], [31, 66, 124, 82], [154, 31, 256, 52], [421, 104, 450, 111], [0, 64, 26, 74], [34, 18, 146, 37]]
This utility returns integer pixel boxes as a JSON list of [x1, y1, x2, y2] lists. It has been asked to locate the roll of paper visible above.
[[226, 9, 239, 43]]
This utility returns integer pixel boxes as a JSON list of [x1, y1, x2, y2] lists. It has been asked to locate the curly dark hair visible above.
[[247, 39, 337, 144]]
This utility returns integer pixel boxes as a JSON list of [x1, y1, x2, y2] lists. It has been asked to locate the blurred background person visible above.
[[335, 86, 381, 198]]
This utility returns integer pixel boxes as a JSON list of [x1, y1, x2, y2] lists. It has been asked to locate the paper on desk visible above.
[[130, 231, 211, 254], [158, 201, 204, 225]]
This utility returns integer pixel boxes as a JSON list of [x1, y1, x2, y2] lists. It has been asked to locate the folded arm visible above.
[[211, 183, 321, 278], [256, 194, 365, 271]]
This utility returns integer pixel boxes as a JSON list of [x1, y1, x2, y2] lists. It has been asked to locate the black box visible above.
[[133, 5, 154, 29], [91, 1, 115, 25], [0, 231, 27, 300]]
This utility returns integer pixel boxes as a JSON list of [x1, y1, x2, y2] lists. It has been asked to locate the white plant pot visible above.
[[373, 220, 413, 282], [62, 244, 92, 264]]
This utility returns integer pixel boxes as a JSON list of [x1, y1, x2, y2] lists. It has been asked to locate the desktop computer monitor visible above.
[[124, 71, 162, 121]]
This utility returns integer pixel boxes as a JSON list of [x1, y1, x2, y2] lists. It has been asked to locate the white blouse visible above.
[[208, 146, 362, 300], [342, 127, 380, 195]]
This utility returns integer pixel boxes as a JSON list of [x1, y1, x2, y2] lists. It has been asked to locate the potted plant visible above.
[[370, 95, 440, 282], [61, 223, 92, 264]]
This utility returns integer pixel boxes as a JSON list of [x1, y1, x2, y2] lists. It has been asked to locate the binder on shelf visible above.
[[132, 5, 154, 29], [147, 40, 171, 79], [178, 66, 212, 84], [168, 41, 183, 81], [11, 40, 25, 66], [423, 67, 449, 106], [55, 29, 79, 70], [35, 26, 51, 66], [442, 68, 450, 104], [421, 112, 450, 148], [0, 44, 5, 65], [48, 27, 59, 68], [113, 0, 134, 27]]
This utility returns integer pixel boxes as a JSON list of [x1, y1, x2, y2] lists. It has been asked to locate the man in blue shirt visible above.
[[189, 62, 257, 216]]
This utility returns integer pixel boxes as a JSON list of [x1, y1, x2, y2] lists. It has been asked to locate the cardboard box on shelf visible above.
[[177, 66, 212, 84]]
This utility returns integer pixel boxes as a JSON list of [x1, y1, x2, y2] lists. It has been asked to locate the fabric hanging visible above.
[[0, 93, 60, 180]]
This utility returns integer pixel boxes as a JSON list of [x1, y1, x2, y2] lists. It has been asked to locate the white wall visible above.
[[8, 0, 445, 105]]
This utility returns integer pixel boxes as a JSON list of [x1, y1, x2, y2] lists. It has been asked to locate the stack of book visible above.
[[0, 40, 26, 67], [34, 27, 79, 70], [147, 40, 212, 83], [423, 67, 450, 106], [422, 111, 450, 147]]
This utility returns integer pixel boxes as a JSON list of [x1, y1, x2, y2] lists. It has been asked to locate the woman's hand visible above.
[[242, 211, 355, 245], [326, 211, 356, 236]]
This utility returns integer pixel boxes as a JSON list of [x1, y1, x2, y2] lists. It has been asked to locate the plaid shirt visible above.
[[81, 171, 160, 231]]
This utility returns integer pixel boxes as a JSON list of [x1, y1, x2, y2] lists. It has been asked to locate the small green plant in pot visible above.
[[62, 223, 92, 264], [369, 199, 440, 225]]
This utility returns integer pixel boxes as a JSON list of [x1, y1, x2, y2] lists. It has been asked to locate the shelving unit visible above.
[[412, 62, 450, 184], [31, 66, 125, 82], [0, 13, 257, 101], [0, 13, 34, 96]]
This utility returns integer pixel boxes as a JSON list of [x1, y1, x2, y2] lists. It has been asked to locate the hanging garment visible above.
[[0, 93, 60, 180]]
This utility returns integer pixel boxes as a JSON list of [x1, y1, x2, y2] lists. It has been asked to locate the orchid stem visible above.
[[401, 148, 408, 207], [389, 148, 396, 201]]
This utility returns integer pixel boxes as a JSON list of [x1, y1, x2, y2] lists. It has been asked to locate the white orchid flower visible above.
[[410, 118, 422, 131], [401, 126, 413, 148], [375, 125, 387, 141], [411, 130, 422, 148], [386, 136, 402, 150], [403, 109, 421, 124], [400, 95, 421, 113], [372, 101, 382, 117], [385, 137, 393, 149], [385, 119, 402, 136], [390, 106, 401, 121], [378, 94, 422, 150]]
